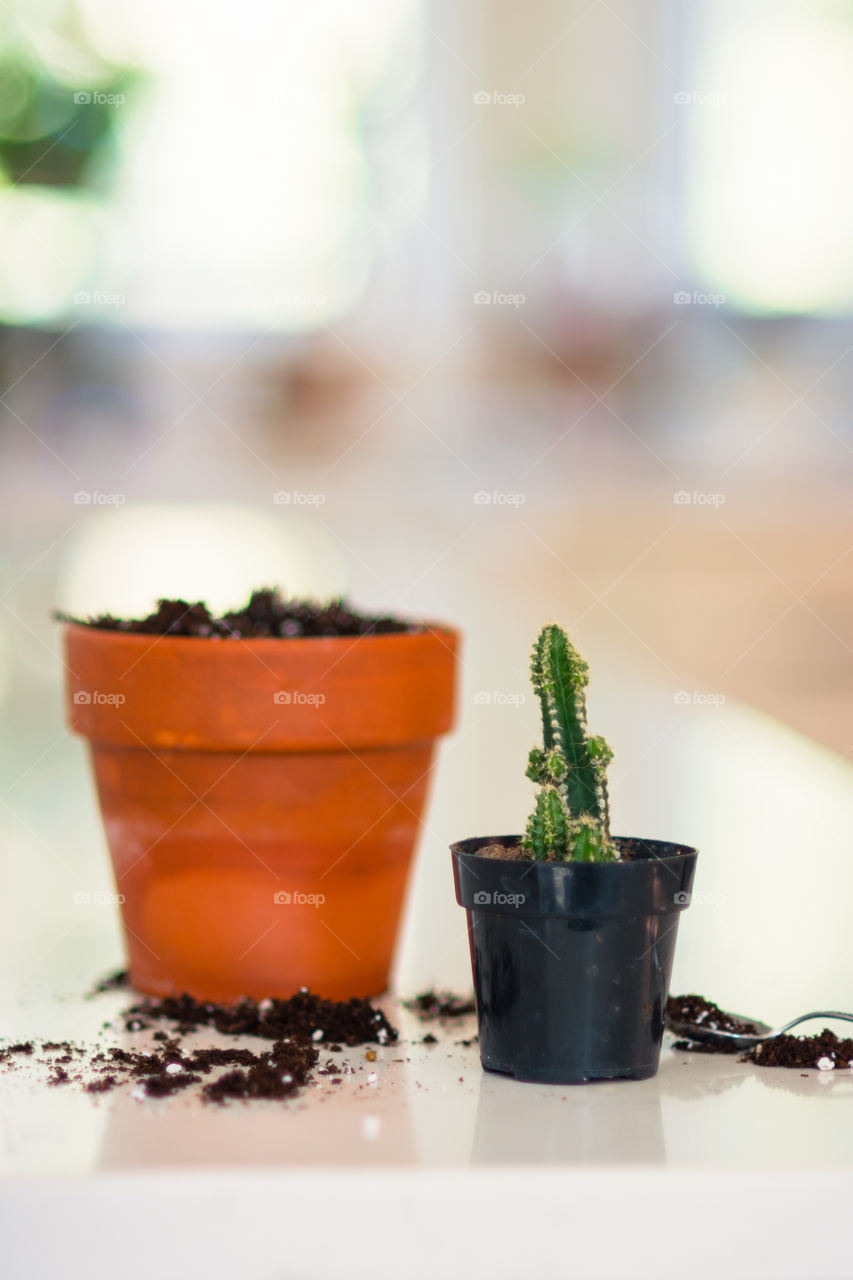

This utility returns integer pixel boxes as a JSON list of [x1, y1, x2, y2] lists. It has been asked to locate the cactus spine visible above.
[[522, 625, 618, 862]]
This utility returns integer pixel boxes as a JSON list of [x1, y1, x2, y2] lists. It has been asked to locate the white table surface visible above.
[[2, 684, 853, 1279], [2, 989, 853, 1279]]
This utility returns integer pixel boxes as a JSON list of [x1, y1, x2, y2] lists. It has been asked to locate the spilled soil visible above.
[[0, 980, 397, 1105], [667, 993, 853, 1071]]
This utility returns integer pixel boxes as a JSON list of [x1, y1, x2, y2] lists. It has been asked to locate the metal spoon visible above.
[[666, 1009, 853, 1051]]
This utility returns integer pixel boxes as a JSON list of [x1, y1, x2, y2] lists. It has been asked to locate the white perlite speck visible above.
[[817, 1056, 835, 1071], [367, 1072, 378, 1085], [165, 1063, 183, 1075], [312, 1029, 324, 1042]]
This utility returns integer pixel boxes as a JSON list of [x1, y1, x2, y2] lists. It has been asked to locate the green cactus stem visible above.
[[522, 624, 618, 863], [524, 784, 571, 861]]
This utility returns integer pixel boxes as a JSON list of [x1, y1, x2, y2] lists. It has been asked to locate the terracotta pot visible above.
[[63, 623, 458, 1000]]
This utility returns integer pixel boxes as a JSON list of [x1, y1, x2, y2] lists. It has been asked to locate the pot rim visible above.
[[451, 833, 697, 864], [63, 620, 459, 751], [452, 834, 698, 918]]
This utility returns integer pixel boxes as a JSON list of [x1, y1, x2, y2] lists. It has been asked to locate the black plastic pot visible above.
[[451, 834, 697, 1084]]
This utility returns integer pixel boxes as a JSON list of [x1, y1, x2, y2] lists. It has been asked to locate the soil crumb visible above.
[[86, 969, 129, 998], [744, 1029, 853, 1071], [404, 991, 476, 1020]]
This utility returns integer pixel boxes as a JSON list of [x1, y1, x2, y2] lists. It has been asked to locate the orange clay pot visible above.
[[62, 623, 458, 1001]]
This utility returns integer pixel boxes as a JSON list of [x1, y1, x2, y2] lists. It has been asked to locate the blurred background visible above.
[[1, 0, 852, 1015]]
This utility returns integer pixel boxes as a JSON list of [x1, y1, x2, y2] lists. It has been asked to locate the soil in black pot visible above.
[[54, 588, 422, 639], [471, 838, 650, 863]]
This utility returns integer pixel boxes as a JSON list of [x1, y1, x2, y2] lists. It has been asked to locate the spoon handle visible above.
[[775, 1011, 853, 1037]]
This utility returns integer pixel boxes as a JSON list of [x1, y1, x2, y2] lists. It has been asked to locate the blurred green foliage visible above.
[[0, 1, 141, 191], [0, 62, 137, 187]]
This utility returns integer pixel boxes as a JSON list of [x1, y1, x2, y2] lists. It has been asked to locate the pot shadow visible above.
[[471, 1067, 667, 1164]]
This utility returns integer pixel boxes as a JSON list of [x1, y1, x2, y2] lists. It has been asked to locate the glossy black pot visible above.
[[451, 835, 697, 1084]]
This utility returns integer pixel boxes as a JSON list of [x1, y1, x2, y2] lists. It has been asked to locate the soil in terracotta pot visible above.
[[54, 588, 422, 639]]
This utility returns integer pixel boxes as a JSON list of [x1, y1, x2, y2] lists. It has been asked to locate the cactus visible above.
[[522, 625, 618, 862]]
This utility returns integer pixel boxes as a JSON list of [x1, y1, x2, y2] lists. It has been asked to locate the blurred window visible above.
[[0, 0, 424, 330], [682, 0, 853, 314]]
